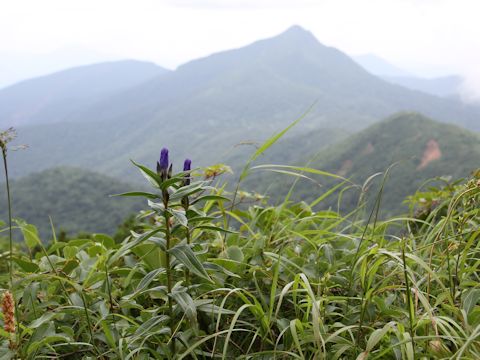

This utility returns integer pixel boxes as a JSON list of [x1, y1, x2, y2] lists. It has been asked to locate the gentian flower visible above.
[[183, 159, 192, 186], [157, 147, 169, 180]]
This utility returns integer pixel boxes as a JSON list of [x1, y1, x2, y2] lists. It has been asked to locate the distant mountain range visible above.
[[353, 54, 464, 99], [382, 75, 463, 98], [0, 60, 169, 127], [353, 54, 413, 77], [256, 113, 480, 216], [0, 167, 143, 238], [4, 25, 480, 186]]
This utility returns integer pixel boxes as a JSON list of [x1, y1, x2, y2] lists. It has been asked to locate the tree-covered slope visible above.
[[256, 113, 480, 215], [0, 60, 169, 127], [0, 167, 143, 238]]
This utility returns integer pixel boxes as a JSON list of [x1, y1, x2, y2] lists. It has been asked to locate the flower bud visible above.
[[157, 148, 170, 180], [183, 159, 192, 186]]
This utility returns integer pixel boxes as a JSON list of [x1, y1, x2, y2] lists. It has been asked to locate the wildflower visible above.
[[204, 164, 232, 180], [2, 290, 15, 334], [157, 148, 171, 181], [159, 148, 169, 171], [183, 159, 192, 186], [0, 128, 27, 155], [0, 128, 17, 155]]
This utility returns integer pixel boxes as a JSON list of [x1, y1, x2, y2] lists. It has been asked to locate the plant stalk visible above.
[[182, 196, 191, 287], [2, 149, 20, 349], [163, 192, 175, 355], [2, 150, 13, 287]]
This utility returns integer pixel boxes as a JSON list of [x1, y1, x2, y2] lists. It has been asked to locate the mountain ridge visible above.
[[6, 25, 480, 181], [0, 60, 169, 127]]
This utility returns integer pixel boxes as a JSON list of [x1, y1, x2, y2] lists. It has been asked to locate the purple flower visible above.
[[157, 147, 170, 179], [183, 159, 192, 185], [159, 148, 169, 170]]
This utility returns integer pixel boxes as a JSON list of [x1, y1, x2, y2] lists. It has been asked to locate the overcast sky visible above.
[[1, 0, 479, 97]]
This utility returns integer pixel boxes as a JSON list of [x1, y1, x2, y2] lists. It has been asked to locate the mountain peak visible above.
[[283, 25, 310, 34], [276, 25, 318, 43]]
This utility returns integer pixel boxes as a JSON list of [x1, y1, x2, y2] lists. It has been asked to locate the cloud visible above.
[[459, 65, 480, 103], [163, 0, 319, 9]]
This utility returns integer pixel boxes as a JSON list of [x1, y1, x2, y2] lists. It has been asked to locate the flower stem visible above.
[[163, 192, 175, 355], [2, 150, 13, 287], [182, 196, 191, 287], [2, 148, 20, 349]]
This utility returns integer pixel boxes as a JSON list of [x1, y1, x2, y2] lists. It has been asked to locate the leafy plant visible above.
[[1, 138, 479, 359]]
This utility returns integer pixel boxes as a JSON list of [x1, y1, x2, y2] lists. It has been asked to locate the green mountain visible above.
[[0, 60, 169, 127], [7, 25, 480, 181], [255, 113, 480, 216], [0, 167, 143, 238]]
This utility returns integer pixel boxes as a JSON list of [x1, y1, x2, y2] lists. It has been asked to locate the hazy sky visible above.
[[1, 0, 480, 97]]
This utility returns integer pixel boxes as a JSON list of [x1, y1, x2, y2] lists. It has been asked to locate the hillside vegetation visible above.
[[254, 113, 480, 216], [0, 167, 143, 238]]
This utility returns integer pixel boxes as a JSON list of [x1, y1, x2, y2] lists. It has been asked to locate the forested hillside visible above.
[[0, 167, 142, 238], [254, 113, 480, 216]]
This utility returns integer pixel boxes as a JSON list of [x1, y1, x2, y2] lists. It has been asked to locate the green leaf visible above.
[[160, 175, 185, 190], [132, 160, 162, 188], [169, 244, 212, 282], [365, 322, 393, 352], [463, 289, 480, 315], [169, 183, 205, 202], [193, 225, 236, 233], [63, 246, 78, 259], [148, 200, 165, 212], [13, 257, 39, 272], [27, 335, 71, 355], [109, 227, 164, 265], [111, 191, 159, 199], [250, 164, 350, 183], [93, 233, 115, 249], [188, 216, 215, 224], [100, 320, 117, 349], [61, 259, 79, 274], [191, 194, 231, 205], [29, 313, 57, 329], [125, 268, 164, 300], [171, 289, 197, 328], [168, 208, 188, 227], [227, 246, 244, 262], [18, 222, 41, 249], [132, 315, 170, 339]]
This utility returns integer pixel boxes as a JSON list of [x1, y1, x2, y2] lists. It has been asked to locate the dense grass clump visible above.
[[0, 145, 479, 359]]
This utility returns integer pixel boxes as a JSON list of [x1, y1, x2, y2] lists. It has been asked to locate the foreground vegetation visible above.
[[1, 135, 480, 359]]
